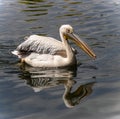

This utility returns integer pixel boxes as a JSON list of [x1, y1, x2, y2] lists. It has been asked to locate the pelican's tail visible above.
[[11, 50, 21, 58], [11, 50, 19, 55]]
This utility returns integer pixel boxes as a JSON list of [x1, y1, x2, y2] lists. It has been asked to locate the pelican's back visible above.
[[16, 35, 64, 55]]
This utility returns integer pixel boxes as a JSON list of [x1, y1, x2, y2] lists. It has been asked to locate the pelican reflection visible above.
[[19, 65, 95, 108]]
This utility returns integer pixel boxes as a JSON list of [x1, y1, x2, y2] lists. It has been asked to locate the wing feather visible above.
[[17, 35, 65, 55]]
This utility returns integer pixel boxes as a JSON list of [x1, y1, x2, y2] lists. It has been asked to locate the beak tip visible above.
[[93, 55, 97, 60]]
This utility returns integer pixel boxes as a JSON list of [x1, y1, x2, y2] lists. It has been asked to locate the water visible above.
[[0, 0, 120, 119]]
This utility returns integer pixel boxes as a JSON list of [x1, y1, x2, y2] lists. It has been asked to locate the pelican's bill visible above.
[[67, 33, 96, 59]]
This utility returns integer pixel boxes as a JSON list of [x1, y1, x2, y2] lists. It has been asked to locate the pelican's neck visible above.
[[60, 32, 75, 65]]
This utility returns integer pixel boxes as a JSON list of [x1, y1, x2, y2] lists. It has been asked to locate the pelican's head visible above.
[[59, 24, 96, 59]]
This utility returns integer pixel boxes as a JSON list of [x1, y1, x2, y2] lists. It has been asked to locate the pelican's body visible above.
[[12, 24, 96, 67]]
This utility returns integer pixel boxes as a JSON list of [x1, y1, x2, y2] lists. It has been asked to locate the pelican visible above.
[[12, 24, 96, 67]]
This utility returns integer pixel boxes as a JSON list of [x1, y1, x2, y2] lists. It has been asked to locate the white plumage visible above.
[[12, 24, 96, 67], [17, 35, 65, 55]]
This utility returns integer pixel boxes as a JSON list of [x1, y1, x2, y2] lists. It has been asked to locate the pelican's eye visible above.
[[66, 29, 73, 34], [66, 29, 70, 33]]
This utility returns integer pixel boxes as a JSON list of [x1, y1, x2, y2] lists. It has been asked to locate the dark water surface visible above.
[[0, 0, 120, 119]]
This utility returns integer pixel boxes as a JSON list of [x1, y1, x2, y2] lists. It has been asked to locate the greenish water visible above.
[[0, 0, 120, 119]]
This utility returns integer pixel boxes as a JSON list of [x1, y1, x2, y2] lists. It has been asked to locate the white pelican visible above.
[[12, 24, 96, 67]]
